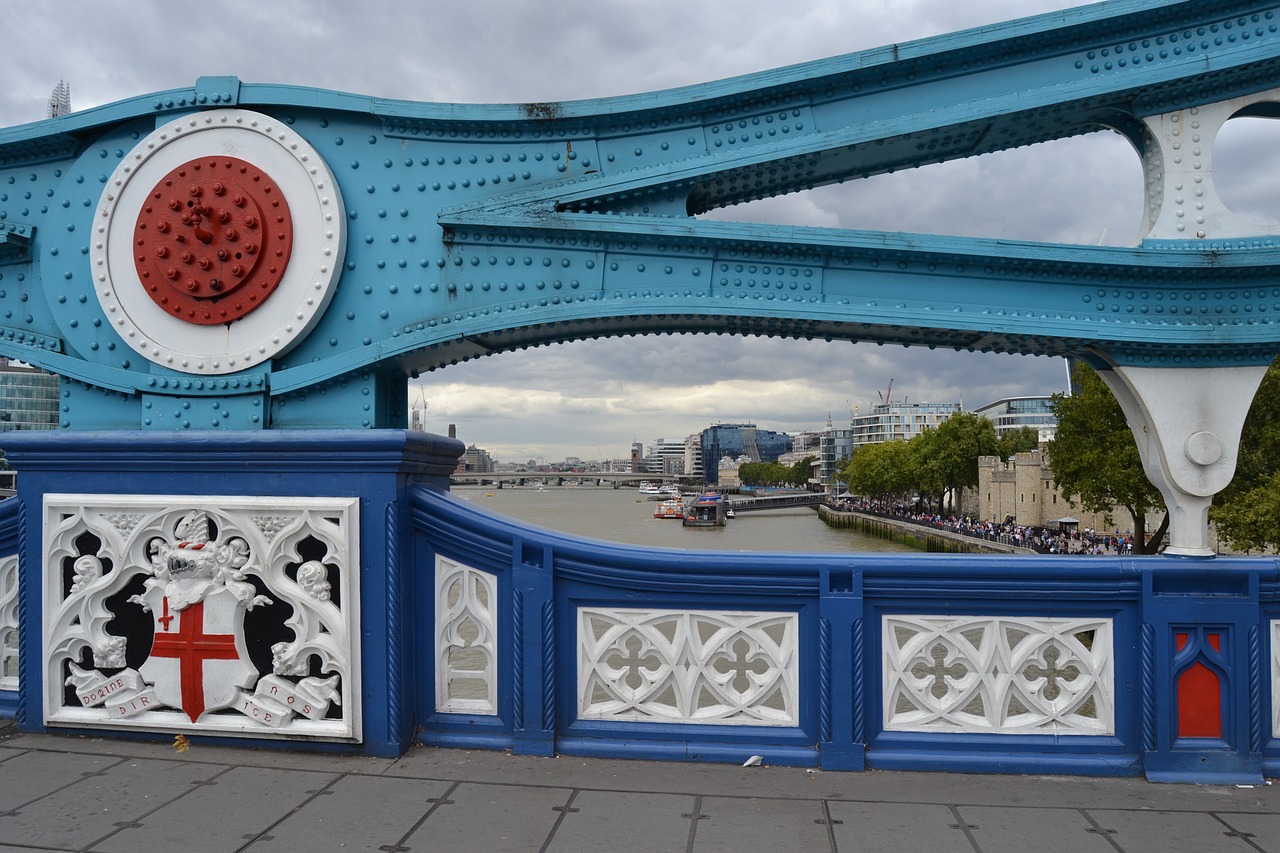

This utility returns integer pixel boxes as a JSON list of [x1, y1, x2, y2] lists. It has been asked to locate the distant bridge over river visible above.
[[451, 472, 691, 488]]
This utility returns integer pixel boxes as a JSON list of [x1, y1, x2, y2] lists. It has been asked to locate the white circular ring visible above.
[[91, 108, 346, 375]]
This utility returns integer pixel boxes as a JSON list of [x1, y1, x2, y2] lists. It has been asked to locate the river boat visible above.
[[683, 491, 726, 527], [638, 482, 663, 498], [653, 498, 685, 520], [640, 481, 680, 500]]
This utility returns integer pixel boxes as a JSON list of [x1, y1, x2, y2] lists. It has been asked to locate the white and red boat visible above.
[[653, 498, 686, 519]]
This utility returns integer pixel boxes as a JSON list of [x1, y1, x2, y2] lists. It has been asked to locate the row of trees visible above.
[[738, 456, 817, 489], [839, 358, 1280, 554], [840, 413, 1038, 514]]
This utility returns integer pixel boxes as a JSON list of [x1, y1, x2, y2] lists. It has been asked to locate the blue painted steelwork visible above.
[[1, 2, 1280, 433], [0, 0, 1278, 780]]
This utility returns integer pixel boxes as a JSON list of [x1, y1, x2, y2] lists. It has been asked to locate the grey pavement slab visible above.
[[0, 749, 125, 812], [240, 772, 453, 853], [403, 781, 570, 853], [957, 806, 1119, 853], [0, 756, 221, 851], [1089, 808, 1264, 853], [827, 802, 975, 853], [92, 764, 341, 853], [547, 790, 696, 853], [1211, 812, 1280, 852], [694, 795, 833, 852]]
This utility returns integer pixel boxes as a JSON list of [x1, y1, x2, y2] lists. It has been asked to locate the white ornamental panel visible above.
[[434, 556, 497, 714], [42, 495, 360, 741], [578, 608, 799, 727], [883, 615, 1114, 736], [1, 554, 17, 691], [1272, 620, 1280, 739]]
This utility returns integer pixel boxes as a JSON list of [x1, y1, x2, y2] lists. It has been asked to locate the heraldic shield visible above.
[[138, 511, 264, 723], [43, 497, 359, 742], [139, 585, 257, 723]]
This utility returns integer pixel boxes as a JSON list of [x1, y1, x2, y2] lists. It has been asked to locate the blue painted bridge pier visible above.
[[1, 0, 1280, 783]]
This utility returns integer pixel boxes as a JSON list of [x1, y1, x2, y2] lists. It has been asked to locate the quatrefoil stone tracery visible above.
[[884, 615, 1114, 735]]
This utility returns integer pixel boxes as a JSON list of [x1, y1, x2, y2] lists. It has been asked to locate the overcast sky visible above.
[[7, 0, 1280, 463]]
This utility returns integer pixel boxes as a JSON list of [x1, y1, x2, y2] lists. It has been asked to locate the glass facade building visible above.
[[700, 423, 792, 485], [971, 396, 1058, 443], [850, 401, 960, 448], [0, 358, 60, 488], [0, 359, 59, 433], [819, 426, 853, 492]]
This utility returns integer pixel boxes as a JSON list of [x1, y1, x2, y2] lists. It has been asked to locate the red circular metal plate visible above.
[[132, 157, 294, 325]]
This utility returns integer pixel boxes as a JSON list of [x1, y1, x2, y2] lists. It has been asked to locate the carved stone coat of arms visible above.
[[43, 496, 359, 741]]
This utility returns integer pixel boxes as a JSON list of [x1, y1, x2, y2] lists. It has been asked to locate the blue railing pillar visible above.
[[819, 568, 865, 770], [510, 541, 556, 756], [1141, 567, 1265, 783], [2, 429, 463, 757]]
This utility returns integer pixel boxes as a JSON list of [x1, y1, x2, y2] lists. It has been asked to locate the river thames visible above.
[[452, 485, 916, 553]]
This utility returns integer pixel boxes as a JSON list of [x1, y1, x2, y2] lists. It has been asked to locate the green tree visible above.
[[1210, 359, 1280, 552], [738, 461, 779, 487], [843, 440, 913, 502], [925, 412, 1001, 514], [739, 460, 811, 488], [909, 427, 945, 512], [787, 455, 817, 488], [998, 426, 1041, 459], [1046, 362, 1168, 554]]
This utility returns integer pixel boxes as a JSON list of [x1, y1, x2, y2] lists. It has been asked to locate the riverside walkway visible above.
[[817, 507, 1038, 555], [2, 722, 1277, 852]]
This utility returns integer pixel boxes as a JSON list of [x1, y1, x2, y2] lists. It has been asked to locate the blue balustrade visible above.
[[409, 485, 1280, 783], [0, 430, 1276, 783]]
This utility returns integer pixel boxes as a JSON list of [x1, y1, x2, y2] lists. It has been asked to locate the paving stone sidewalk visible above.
[[1, 722, 1277, 852]]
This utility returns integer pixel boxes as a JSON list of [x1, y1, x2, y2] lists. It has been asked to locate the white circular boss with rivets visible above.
[[91, 108, 345, 375]]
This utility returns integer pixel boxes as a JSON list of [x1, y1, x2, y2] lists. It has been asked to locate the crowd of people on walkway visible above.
[[826, 497, 1141, 555]]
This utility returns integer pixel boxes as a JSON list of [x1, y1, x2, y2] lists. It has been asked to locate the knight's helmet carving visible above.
[[168, 511, 217, 580]]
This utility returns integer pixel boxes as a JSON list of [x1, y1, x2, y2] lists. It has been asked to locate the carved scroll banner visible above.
[[42, 495, 360, 741]]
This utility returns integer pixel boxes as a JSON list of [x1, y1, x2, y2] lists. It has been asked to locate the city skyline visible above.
[[449, 386, 1063, 467]]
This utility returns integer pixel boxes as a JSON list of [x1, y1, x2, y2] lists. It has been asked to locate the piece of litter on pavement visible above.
[[742, 755, 763, 767]]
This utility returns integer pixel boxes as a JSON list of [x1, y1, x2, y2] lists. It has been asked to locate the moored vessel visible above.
[[682, 491, 726, 527], [653, 498, 686, 519]]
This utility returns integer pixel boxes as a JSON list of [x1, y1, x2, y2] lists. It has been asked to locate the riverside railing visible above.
[[832, 505, 1072, 551], [410, 487, 1280, 783], [2, 483, 1277, 783]]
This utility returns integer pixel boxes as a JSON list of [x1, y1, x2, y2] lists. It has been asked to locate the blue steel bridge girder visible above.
[[2, 1, 1280, 553]]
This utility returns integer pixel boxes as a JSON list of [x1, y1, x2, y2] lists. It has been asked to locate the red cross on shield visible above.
[[140, 586, 257, 723]]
